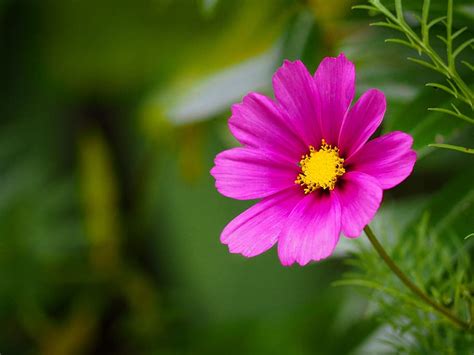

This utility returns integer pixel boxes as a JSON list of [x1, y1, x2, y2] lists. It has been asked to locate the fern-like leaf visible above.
[[355, 0, 474, 125]]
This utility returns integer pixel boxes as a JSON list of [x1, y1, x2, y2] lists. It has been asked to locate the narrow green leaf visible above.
[[453, 38, 474, 58], [427, 16, 446, 29], [386, 38, 419, 51], [452, 27, 468, 40], [465, 233, 474, 240], [426, 83, 457, 98], [450, 103, 461, 114], [436, 35, 448, 45], [446, 79, 458, 96], [461, 61, 474, 71], [352, 5, 378, 12], [428, 143, 474, 155], [370, 21, 401, 31], [428, 107, 474, 124], [407, 57, 444, 75]]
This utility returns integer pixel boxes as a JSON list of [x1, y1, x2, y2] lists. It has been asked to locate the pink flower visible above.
[[210, 54, 416, 266]]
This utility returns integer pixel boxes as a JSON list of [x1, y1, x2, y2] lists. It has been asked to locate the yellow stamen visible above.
[[295, 139, 345, 194]]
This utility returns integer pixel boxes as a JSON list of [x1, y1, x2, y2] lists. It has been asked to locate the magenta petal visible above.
[[211, 147, 297, 200], [338, 89, 386, 158], [229, 92, 306, 161], [347, 131, 416, 190], [314, 53, 355, 145], [277, 192, 341, 266], [335, 172, 383, 238], [221, 188, 302, 257], [272, 60, 322, 146]]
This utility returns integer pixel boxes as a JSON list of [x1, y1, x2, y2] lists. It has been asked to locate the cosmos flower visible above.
[[210, 54, 416, 266]]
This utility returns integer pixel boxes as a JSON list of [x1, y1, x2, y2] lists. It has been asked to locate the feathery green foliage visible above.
[[337, 216, 473, 352], [337, 162, 474, 351], [354, 0, 474, 153]]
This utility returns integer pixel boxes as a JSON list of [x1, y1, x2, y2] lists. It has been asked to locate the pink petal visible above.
[[277, 191, 341, 266], [335, 172, 383, 238], [314, 53, 355, 145], [229, 92, 306, 161], [272, 60, 322, 147], [346, 131, 416, 190], [221, 187, 302, 257], [338, 89, 386, 158], [211, 147, 298, 200]]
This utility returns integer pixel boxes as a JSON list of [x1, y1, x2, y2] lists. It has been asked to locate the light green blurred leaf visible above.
[[146, 46, 280, 126]]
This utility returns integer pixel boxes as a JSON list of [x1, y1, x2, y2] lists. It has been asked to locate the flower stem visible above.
[[363, 225, 472, 332]]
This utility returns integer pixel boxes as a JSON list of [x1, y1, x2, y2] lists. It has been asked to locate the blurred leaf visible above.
[[78, 131, 121, 272], [281, 9, 318, 57], [145, 46, 280, 126]]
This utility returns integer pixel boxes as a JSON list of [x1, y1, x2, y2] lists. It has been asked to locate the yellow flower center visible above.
[[295, 139, 346, 193]]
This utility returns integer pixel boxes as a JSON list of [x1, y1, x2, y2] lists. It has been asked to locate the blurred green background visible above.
[[0, 0, 472, 354]]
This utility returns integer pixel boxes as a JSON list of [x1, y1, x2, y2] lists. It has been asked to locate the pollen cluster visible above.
[[295, 139, 345, 193]]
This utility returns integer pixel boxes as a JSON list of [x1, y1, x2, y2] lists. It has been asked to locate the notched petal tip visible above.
[[317, 52, 355, 73], [281, 58, 305, 67], [272, 60, 313, 89]]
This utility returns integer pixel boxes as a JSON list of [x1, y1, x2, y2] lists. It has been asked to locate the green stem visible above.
[[421, 0, 430, 45], [446, 0, 454, 70], [364, 225, 472, 332]]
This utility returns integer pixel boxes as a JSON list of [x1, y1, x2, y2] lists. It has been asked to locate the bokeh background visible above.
[[0, 0, 473, 354]]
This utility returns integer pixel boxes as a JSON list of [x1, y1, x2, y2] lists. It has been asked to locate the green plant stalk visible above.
[[364, 224, 472, 332], [446, 0, 454, 71]]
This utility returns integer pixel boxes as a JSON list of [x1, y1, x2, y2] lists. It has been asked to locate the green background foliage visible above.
[[0, 0, 472, 353]]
